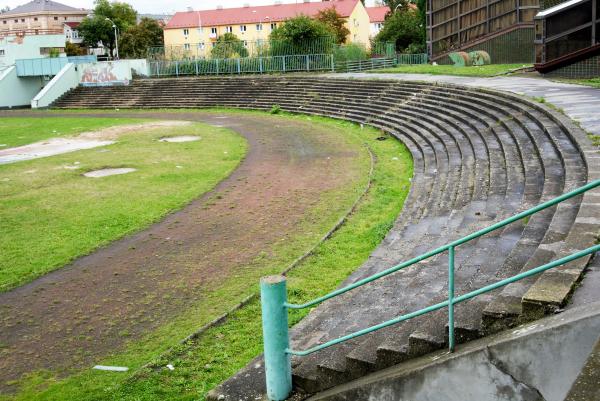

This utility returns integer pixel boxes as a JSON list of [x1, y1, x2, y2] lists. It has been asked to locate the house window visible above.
[[211, 42, 216, 48], [240, 25, 246, 32], [198, 42, 205, 50], [14, 19, 18, 23], [184, 43, 190, 50], [54, 16, 58, 20], [64, 17, 67, 20], [2, 21, 6, 24], [243, 40, 248, 47], [226, 26, 232, 33], [353, 19, 358, 27], [0, 49, 5, 56], [270, 22, 277, 29], [256, 23, 262, 31], [34, 17, 38, 21], [211, 27, 217, 34], [21, 18, 25, 22], [183, 28, 189, 36], [72, 30, 78, 39]]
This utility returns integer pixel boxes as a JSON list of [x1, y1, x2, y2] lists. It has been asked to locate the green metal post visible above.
[[261, 276, 292, 401], [448, 246, 455, 352]]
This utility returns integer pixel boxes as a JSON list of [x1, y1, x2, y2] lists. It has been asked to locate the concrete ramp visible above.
[[309, 302, 600, 401]]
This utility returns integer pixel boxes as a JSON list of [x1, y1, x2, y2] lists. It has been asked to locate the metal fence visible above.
[[149, 54, 335, 76], [148, 52, 429, 77], [15, 55, 97, 77], [148, 37, 337, 60], [397, 53, 428, 65]]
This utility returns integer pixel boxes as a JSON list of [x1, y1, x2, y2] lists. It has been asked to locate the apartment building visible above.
[[0, 0, 88, 35]]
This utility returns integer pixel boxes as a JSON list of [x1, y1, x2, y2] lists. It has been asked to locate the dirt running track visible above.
[[0, 112, 366, 391]]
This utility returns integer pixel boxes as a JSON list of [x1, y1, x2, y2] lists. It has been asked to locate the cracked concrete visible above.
[[485, 348, 546, 401]]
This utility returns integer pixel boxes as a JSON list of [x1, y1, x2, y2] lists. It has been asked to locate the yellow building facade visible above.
[[163, 0, 371, 59]]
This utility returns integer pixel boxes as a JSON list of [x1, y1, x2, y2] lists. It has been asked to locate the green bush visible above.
[[333, 43, 367, 63]]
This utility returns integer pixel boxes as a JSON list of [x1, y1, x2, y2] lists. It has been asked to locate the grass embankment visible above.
[[0, 117, 145, 148], [374, 63, 532, 77], [0, 118, 247, 291], [5, 112, 413, 401]]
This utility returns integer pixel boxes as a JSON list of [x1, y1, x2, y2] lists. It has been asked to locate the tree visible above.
[[375, 8, 424, 53], [210, 32, 248, 59], [316, 7, 350, 44], [119, 17, 164, 58], [269, 15, 334, 55], [0, 6, 10, 13], [78, 0, 137, 58], [65, 41, 86, 56], [382, 0, 411, 15]]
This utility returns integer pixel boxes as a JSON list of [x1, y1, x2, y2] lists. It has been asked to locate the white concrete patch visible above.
[[0, 121, 193, 165], [0, 138, 115, 165], [93, 365, 129, 372], [159, 135, 201, 143], [83, 168, 136, 178]]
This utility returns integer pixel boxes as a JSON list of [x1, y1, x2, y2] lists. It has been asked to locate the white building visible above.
[[63, 21, 81, 44], [366, 6, 388, 38]]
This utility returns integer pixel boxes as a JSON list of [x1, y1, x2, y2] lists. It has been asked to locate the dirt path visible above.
[[0, 112, 366, 391]]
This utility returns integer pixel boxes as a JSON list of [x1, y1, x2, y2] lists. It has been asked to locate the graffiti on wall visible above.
[[80, 62, 130, 86]]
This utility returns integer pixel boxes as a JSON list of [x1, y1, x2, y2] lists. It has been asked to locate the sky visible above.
[[2, 0, 380, 15]]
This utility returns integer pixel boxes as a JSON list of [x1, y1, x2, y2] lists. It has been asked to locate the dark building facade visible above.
[[426, 0, 540, 63]]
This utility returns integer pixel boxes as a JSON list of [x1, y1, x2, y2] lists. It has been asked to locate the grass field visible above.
[[0, 117, 147, 148], [0, 117, 247, 291], [4, 111, 413, 401], [374, 63, 532, 77]]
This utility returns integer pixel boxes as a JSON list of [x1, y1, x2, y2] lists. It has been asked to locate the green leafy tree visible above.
[[65, 41, 86, 56], [78, 0, 137, 58], [119, 17, 164, 58], [382, 0, 411, 14], [269, 15, 334, 55], [316, 7, 350, 44], [375, 8, 424, 53], [210, 32, 248, 59]]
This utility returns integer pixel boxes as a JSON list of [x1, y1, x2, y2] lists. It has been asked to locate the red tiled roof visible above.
[[366, 6, 389, 23], [64, 21, 80, 28], [166, 0, 360, 29]]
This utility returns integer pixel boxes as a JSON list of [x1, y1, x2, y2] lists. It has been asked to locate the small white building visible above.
[[63, 21, 81, 44]]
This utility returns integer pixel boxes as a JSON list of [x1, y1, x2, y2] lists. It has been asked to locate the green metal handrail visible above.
[[260, 179, 600, 401]]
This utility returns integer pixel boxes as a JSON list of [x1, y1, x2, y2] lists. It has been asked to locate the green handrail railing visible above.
[[259, 179, 600, 400]]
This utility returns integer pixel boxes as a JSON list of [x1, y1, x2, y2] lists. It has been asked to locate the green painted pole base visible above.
[[261, 275, 292, 400]]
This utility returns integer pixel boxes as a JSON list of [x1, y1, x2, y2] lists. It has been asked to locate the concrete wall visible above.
[[0, 34, 66, 69], [0, 66, 44, 108], [31, 63, 78, 109], [311, 302, 600, 401], [78, 59, 148, 86]]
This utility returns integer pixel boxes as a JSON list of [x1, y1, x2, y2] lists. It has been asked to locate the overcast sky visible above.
[[2, 0, 379, 15]]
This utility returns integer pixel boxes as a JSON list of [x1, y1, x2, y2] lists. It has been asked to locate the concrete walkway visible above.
[[333, 73, 600, 137]]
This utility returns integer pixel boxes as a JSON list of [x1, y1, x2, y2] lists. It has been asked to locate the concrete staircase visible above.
[[53, 76, 600, 399]]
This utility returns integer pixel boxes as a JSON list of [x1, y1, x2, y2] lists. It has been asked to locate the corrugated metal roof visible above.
[[166, 0, 360, 29]]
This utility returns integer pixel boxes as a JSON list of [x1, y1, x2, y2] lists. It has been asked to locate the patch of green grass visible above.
[[0, 117, 146, 148], [552, 78, 600, 89], [0, 120, 247, 291], [373, 63, 532, 77], [4, 112, 412, 401]]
